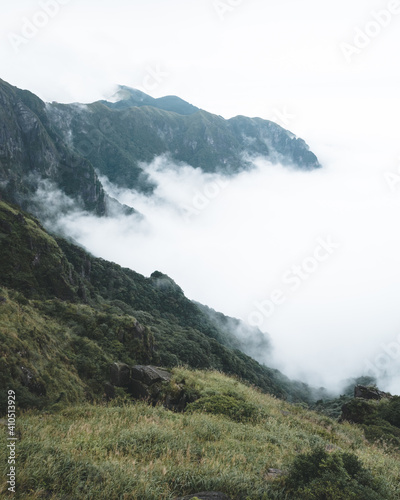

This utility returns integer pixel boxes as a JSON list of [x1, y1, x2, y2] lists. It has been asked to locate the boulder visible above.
[[174, 493, 232, 500], [131, 365, 171, 386], [164, 386, 198, 412], [108, 364, 172, 402]]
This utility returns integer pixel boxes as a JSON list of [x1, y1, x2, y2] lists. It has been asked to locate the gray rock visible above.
[[131, 365, 171, 386], [267, 468, 284, 477], [174, 493, 232, 500], [354, 385, 391, 400]]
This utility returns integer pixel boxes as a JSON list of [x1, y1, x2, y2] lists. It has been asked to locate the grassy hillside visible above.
[[1, 369, 399, 499]]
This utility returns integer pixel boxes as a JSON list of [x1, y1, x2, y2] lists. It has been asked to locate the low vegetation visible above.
[[1, 369, 399, 499], [341, 396, 400, 448]]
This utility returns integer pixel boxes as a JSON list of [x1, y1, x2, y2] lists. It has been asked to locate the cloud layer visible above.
[[36, 136, 400, 394]]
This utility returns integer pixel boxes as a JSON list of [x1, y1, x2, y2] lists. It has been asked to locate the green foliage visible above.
[[186, 394, 266, 424], [279, 448, 390, 500], [0, 288, 156, 413], [1, 370, 399, 499], [341, 396, 400, 447], [381, 396, 400, 427]]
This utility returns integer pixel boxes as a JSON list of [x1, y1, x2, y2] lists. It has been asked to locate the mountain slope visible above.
[[0, 199, 326, 412]]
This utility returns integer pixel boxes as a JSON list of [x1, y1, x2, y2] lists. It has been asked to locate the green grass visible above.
[[1, 369, 399, 499]]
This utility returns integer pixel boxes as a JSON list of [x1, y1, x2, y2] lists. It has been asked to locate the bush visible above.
[[380, 396, 400, 428], [279, 448, 389, 500], [185, 394, 265, 423]]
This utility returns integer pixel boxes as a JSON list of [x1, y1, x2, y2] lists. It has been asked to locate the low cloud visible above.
[[36, 142, 400, 395]]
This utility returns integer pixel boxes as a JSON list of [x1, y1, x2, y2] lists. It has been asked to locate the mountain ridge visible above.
[[0, 77, 320, 217]]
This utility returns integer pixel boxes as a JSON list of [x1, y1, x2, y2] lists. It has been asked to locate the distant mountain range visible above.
[[0, 79, 320, 216]]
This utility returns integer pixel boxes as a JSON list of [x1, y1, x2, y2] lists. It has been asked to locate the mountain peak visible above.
[[102, 85, 200, 116]]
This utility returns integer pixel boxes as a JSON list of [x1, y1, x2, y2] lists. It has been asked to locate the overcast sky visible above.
[[2, 0, 400, 391], [1, 0, 400, 143]]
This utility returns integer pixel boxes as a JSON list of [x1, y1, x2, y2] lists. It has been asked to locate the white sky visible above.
[[1, 0, 400, 141], [2, 0, 400, 391]]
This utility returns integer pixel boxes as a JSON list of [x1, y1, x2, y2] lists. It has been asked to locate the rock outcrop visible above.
[[108, 363, 172, 402], [107, 364, 202, 411], [174, 493, 232, 500], [354, 385, 391, 400]]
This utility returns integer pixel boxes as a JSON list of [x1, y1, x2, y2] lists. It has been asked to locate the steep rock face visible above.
[[354, 385, 392, 400], [0, 79, 106, 215]]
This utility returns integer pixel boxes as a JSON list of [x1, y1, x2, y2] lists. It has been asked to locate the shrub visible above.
[[380, 396, 400, 428], [279, 448, 389, 500], [185, 394, 265, 423]]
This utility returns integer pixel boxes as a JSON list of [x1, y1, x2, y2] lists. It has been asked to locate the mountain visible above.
[[0, 78, 320, 215], [0, 199, 326, 412], [0, 79, 324, 409], [1, 79, 399, 498]]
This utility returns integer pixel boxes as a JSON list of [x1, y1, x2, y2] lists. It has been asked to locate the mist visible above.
[[37, 137, 400, 395]]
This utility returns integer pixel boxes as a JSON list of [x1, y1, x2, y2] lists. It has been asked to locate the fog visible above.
[[35, 133, 400, 395]]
